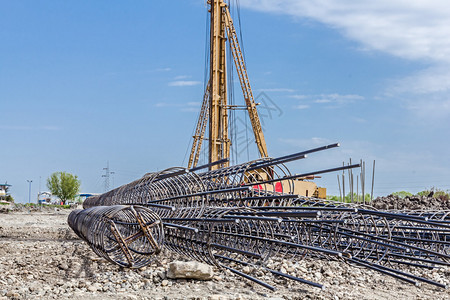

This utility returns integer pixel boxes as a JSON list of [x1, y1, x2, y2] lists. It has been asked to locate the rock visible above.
[[5, 291, 20, 300], [314, 272, 322, 280], [157, 270, 167, 280], [167, 261, 214, 280], [87, 285, 98, 293], [371, 195, 450, 211], [56, 280, 65, 286], [161, 279, 169, 286], [142, 271, 153, 279], [153, 275, 161, 284], [209, 295, 228, 300]]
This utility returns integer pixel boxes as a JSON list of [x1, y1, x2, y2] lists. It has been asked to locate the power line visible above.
[[102, 161, 115, 192]]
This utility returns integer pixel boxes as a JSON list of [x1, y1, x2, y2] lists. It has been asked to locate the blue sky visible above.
[[1, 0, 449, 202]]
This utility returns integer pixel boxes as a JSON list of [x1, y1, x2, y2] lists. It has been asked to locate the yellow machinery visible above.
[[188, 0, 325, 198]]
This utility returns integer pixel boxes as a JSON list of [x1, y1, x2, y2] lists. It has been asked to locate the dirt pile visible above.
[[371, 195, 450, 211]]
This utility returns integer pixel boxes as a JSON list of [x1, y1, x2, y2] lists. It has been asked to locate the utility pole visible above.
[[37, 176, 41, 203], [102, 161, 115, 192], [27, 180, 32, 204]]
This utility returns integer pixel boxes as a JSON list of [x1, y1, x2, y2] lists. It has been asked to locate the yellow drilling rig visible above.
[[188, 0, 326, 198]]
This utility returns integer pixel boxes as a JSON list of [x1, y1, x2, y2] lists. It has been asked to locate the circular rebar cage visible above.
[[68, 205, 164, 268]]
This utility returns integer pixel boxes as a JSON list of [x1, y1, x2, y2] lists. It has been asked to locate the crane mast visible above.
[[188, 0, 268, 170], [188, 85, 210, 169], [223, 6, 269, 159], [209, 0, 229, 170]]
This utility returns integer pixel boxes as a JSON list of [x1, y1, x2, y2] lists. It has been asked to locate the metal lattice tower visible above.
[[102, 161, 115, 192]]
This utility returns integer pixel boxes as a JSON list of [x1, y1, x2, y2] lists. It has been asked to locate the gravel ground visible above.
[[0, 209, 449, 300], [371, 195, 450, 211]]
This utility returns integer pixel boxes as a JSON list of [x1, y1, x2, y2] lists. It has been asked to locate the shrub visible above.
[[416, 187, 449, 200], [391, 191, 413, 199]]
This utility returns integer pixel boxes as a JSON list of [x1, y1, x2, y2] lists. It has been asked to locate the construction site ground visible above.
[[0, 208, 448, 300]]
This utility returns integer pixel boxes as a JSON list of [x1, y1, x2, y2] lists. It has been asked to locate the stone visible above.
[[157, 270, 167, 280], [209, 295, 228, 300], [167, 261, 214, 280], [314, 272, 322, 280], [161, 279, 169, 287], [142, 271, 153, 279], [5, 291, 14, 298], [87, 285, 98, 293]]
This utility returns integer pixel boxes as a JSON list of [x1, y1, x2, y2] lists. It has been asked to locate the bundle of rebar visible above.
[[69, 143, 449, 290], [68, 205, 164, 268]]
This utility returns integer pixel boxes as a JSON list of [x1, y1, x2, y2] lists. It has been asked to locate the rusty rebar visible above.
[[69, 144, 449, 290]]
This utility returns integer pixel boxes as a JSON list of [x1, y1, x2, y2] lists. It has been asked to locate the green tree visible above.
[[5, 195, 14, 203], [392, 191, 413, 198], [46, 172, 81, 205], [417, 187, 449, 200]]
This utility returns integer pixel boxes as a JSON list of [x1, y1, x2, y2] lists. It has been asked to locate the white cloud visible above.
[[389, 65, 450, 95], [257, 88, 295, 93], [352, 117, 367, 123], [0, 125, 33, 130], [240, 0, 450, 116], [322, 94, 364, 104], [290, 93, 364, 108], [155, 102, 169, 108], [168, 80, 202, 87], [174, 75, 192, 80], [276, 136, 449, 196], [406, 96, 450, 118], [155, 67, 171, 72], [387, 65, 450, 115], [314, 99, 332, 104], [240, 0, 450, 63], [40, 126, 61, 131], [289, 95, 307, 100], [0, 125, 62, 131], [294, 104, 309, 110], [279, 137, 333, 148]]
